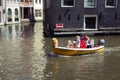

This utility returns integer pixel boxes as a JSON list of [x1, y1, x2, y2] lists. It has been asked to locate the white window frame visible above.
[[105, 0, 118, 8], [61, 0, 75, 7], [84, 0, 97, 8], [35, 0, 41, 4], [35, 9, 42, 17], [84, 15, 98, 30]]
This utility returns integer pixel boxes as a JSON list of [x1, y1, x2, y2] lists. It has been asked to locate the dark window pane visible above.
[[64, 0, 74, 6], [106, 0, 117, 6]]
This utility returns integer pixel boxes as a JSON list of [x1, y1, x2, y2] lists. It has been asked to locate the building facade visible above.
[[0, 0, 44, 25], [0, 0, 4, 25], [20, 0, 34, 22], [0, 0, 2, 25], [6, 0, 20, 24], [34, 0, 43, 21], [44, 0, 120, 36]]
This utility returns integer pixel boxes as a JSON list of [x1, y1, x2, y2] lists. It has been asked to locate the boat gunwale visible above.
[[55, 46, 104, 51]]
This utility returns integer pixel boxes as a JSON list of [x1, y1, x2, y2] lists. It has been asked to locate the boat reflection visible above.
[[44, 55, 104, 80]]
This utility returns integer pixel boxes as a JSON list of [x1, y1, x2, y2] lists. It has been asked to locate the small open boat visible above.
[[52, 38, 105, 56], [53, 46, 104, 56]]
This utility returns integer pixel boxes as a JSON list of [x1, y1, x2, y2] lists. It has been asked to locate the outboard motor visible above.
[[99, 39, 105, 46]]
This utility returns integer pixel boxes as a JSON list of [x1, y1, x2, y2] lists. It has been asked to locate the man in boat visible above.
[[98, 39, 105, 46]]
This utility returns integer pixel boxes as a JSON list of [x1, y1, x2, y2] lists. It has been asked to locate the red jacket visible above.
[[80, 39, 87, 48]]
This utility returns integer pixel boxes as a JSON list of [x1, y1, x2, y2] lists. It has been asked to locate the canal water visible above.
[[0, 22, 120, 80]]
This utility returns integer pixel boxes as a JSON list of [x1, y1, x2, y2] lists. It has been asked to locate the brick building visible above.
[[44, 0, 120, 36]]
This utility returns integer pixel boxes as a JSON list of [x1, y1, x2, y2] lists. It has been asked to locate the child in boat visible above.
[[67, 40, 74, 48], [72, 41, 76, 48]]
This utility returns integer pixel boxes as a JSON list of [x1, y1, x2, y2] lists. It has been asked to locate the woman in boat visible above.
[[80, 37, 87, 48]]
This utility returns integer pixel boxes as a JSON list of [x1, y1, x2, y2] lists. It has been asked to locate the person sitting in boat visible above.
[[84, 34, 91, 48], [52, 38, 58, 48], [90, 39, 94, 48], [67, 40, 74, 48], [74, 36, 81, 48], [72, 41, 76, 48], [80, 37, 87, 48], [97, 39, 105, 46]]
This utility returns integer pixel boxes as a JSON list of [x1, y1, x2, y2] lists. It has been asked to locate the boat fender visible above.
[[99, 39, 105, 46]]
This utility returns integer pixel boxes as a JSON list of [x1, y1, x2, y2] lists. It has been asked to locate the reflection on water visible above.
[[0, 23, 47, 80], [44, 56, 104, 80], [44, 36, 120, 80], [0, 23, 120, 80]]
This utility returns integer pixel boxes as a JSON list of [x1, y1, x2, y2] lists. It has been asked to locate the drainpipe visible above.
[[2, 0, 6, 25]]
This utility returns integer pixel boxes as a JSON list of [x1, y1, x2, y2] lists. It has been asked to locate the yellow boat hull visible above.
[[53, 46, 104, 56]]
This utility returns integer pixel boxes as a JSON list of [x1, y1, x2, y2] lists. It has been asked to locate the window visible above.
[[84, 15, 98, 30], [61, 0, 75, 7], [29, 0, 32, 2], [35, 9, 42, 17], [15, 0, 19, 2], [105, 0, 117, 8], [15, 8, 19, 21], [39, 0, 41, 4], [35, 0, 41, 4], [24, 0, 29, 4], [35, 0, 37, 3], [21, 0, 24, 2], [84, 0, 96, 8], [8, 8, 12, 22]]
